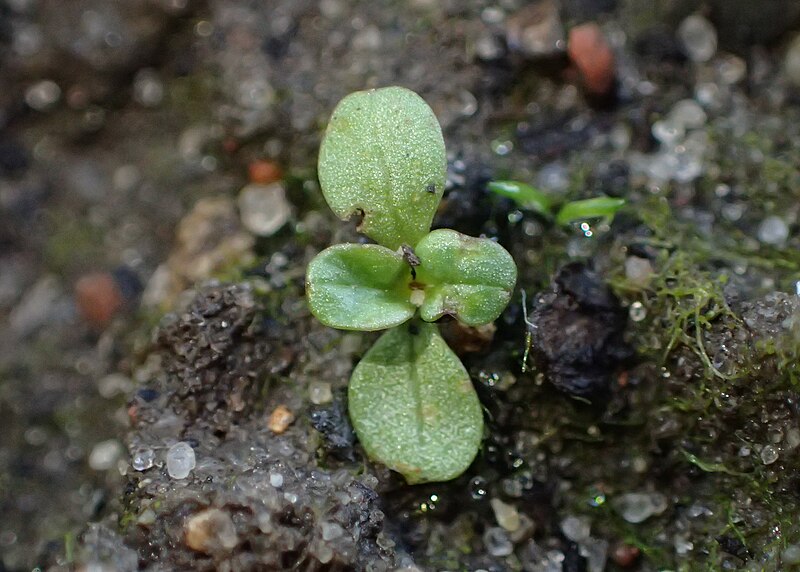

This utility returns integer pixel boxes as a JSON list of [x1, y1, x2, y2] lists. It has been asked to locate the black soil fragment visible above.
[[527, 262, 632, 399], [309, 388, 357, 463]]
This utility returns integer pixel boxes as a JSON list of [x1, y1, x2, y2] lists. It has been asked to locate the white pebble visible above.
[[785, 34, 800, 87], [166, 441, 196, 479], [25, 80, 61, 111], [309, 381, 333, 405], [625, 256, 653, 288], [238, 182, 292, 236], [784, 544, 800, 564], [133, 68, 165, 107], [651, 120, 685, 146], [613, 492, 667, 523], [88, 440, 124, 471], [321, 521, 344, 541], [677, 15, 717, 63], [483, 526, 513, 557], [269, 472, 284, 488], [491, 498, 521, 532], [561, 515, 591, 542], [757, 216, 789, 246], [668, 99, 707, 130]]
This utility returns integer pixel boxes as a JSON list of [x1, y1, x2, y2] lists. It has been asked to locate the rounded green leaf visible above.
[[318, 86, 446, 250], [414, 229, 517, 326], [306, 244, 415, 331], [349, 322, 483, 484]]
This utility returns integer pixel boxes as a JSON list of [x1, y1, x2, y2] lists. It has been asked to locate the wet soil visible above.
[[2, 1, 800, 571]]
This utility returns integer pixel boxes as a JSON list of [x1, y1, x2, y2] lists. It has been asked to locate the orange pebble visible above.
[[248, 160, 282, 185], [267, 405, 295, 434], [75, 272, 123, 328], [567, 23, 616, 95]]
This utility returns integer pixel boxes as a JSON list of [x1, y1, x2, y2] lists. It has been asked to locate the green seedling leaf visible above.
[[414, 229, 517, 326], [487, 180, 553, 218], [318, 86, 446, 250], [349, 322, 483, 484], [555, 196, 626, 226], [306, 244, 415, 330]]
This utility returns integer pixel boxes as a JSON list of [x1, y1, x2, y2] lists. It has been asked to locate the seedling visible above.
[[488, 180, 625, 226], [306, 87, 516, 484]]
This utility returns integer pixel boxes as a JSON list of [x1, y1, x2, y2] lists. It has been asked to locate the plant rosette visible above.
[[306, 86, 516, 484]]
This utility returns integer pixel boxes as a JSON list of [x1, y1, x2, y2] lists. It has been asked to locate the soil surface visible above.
[[2, 1, 800, 571]]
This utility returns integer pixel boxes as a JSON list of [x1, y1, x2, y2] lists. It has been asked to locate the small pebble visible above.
[[483, 526, 513, 557], [610, 543, 640, 567], [166, 441, 196, 479], [25, 80, 61, 111], [613, 492, 667, 523], [625, 256, 653, 288], [137, 508, 156, 526], [185, 508, 239, 554], [269, 471, 284, 488], [267, 405, 295, 434], [309, 381, 333, 405], [717, 54, 747, 85], [757, 216, 789, 246], [677, 15, 717, 63], [238, 182, 292, 236], [133, 68, 164, 107], [505, 0, 565, 58], [784, 34, 800, 87], [88, 440, 124, 471], [651, 120, 685, 146], [248, 159, 282, 184], [783, 544, 800, 565], [75, 272, 124, 328], [786, 427, 800, 450], [561, 515, 591, 542], [668, 99, 707, 130], [567, 22, 616, 95], [580, 537, 609, 572], [320, 521, 344, 541], [490, 498, 521, 532], [674, 533, 694, 555]]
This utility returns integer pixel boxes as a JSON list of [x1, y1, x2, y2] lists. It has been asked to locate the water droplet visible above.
[[587, 486, 606, 507], [761, 444, 779, 465], [132, 448, 155, 471], [629, 301, 647, 322], [470, 476, 488, 500]]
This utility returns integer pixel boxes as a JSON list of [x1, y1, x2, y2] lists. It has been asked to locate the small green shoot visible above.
[[487, 180, 552, 219], [487, 179, 626, 227], [308, 87, 517, 483], [555, 196, 626, 226]]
